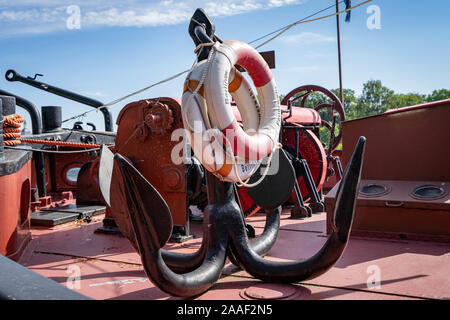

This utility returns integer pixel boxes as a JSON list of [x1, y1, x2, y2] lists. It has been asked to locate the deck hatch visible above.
[[359, 183, 390, 197], [410, 185, 447, 200]]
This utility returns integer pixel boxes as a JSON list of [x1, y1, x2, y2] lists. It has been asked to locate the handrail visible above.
[[5, 69, 113, 132]]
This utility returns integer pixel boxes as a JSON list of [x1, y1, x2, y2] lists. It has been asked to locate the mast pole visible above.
[[335, 0, 344, 104]]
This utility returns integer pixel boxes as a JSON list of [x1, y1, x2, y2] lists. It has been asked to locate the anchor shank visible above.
[[228, 137, 366, 283]]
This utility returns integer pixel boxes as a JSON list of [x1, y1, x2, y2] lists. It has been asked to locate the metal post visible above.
[[336, 0, 344, 104]]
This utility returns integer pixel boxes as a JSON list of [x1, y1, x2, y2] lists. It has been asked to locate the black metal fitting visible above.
[[42, 106, 63, 133], [189, 8, 221, 61]]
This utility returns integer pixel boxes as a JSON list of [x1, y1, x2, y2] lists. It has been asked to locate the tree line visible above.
[[294, 79, 450, 121]]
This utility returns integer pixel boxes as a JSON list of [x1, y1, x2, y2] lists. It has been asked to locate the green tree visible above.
[[330, 88, 358, 120], [387, 93, 425, 110], [355, 79, 394, 117], [426, 89, 450, 102], [281, 81, 450, 121]]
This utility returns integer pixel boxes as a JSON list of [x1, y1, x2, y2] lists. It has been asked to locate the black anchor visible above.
[[97, 9, 367, 297], [98, 134, 365, 297]]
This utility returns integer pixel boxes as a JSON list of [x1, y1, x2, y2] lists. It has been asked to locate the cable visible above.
[[255, 0, 373, 49], [248, 1, 345, 45], [61, 69, 191, 124]]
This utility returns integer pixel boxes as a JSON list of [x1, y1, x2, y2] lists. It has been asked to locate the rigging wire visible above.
[[248, 0, 345, 45], [255, 0, 372, 49], [61, 0, 372, 124]]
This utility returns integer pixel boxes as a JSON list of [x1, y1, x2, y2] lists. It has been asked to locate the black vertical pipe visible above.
[[42, 106, 62, 132]]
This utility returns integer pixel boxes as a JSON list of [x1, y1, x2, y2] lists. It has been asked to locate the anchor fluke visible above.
[[112, 153, 173, 249], [109, 154, 228, 297], [228, 136, 367, 283], [331, 136, 366, 241], [98, 145, 114, 207]]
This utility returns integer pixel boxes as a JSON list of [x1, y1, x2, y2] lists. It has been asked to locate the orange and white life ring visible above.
[[181, 40, 281, 183]]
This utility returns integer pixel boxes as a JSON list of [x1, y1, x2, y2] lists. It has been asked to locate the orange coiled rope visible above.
[[2, 113, 24, 146], [2, 113, 101, 149]]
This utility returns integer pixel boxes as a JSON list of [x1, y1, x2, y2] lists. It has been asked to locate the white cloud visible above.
[[0, 0, 309, 37], [83, 6, 191, 27], [280, 31, 335, 45], [269, 0, 301, 7]]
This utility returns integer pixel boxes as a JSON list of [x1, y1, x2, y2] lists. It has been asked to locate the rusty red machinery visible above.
[[109, 97, 194, 241]]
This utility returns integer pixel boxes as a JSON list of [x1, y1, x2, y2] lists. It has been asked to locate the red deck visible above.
[[17, 210, 450, 300]]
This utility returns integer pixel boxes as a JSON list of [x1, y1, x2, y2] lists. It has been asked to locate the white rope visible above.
[[97, 69, 191, 110], [209, 127, 282, 187], [227, 134, 282, 188], [183, 42, 218, 132]]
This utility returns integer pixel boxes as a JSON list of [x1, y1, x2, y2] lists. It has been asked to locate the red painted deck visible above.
[[18, 210, 450, 300]]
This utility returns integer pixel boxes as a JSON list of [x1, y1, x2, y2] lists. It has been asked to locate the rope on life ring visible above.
[[181, 40, 281, 185]]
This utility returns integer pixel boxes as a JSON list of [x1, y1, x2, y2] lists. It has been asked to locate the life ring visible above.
[[181, 40, 281, 183]]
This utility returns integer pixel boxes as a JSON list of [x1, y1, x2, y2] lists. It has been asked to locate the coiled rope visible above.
[[2, 114, 24, 146]]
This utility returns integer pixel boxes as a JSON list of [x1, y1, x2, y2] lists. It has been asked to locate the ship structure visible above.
[[0, 8, 448, 301]]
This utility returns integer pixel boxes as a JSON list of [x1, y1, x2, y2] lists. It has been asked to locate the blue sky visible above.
[[1, 0, 449, 131]]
